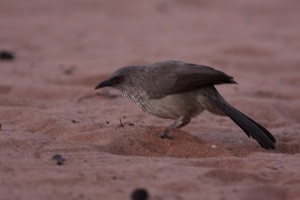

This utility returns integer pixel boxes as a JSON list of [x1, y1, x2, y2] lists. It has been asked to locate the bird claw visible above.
[[157, 133, 172, 139]]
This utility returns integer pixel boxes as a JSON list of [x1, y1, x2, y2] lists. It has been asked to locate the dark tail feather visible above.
[[215, 101, 276, 149]]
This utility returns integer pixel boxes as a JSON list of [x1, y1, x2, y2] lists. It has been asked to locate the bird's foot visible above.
[[157, 132, 172, 139]]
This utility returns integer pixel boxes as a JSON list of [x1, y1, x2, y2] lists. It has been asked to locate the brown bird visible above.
[[95, 60, 276, 149]]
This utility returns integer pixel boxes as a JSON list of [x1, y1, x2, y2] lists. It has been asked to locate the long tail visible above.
[[214, 100, 276, 149]]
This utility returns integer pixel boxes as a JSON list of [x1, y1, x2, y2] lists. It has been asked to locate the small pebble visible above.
[[211, 144, 217, 148], [52, 154, 66, 165], [57, 160, 65, 165], [131, 188, 148, 200], [0, 51, 15, 60], [63, 65, 76, 75], [52, 154, 63, 160]]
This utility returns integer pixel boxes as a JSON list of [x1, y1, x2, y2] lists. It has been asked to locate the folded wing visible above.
[[144, 60, 236, 99]]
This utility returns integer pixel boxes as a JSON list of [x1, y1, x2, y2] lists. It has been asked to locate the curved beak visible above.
[[95, 79, 111, 90]]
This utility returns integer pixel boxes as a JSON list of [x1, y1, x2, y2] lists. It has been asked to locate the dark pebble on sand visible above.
[[0, 51, 15, 60], [131, 188, 148, 200], [52, 154, 66, 165]]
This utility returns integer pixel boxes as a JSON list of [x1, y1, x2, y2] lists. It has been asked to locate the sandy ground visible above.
[[1, 0, 300, 199]]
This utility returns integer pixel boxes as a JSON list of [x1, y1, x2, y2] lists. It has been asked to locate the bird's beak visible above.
[[95, 79, 111, 90]]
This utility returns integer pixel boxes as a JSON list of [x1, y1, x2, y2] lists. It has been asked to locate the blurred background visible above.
[[1, 0, 299, 76], [1, 1, 300, 199]]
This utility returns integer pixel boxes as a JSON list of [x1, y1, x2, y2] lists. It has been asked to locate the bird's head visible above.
[[95, 66, 142, 92]]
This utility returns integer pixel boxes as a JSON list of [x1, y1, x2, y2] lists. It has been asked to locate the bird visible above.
[[95, 60, 276, 149]]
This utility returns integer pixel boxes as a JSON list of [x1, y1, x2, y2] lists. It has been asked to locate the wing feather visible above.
[[144, 61, 236, 99]]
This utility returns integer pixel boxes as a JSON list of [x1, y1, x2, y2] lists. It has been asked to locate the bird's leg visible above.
[[176, 117, 191, 129], [158, 116, 185, 138]]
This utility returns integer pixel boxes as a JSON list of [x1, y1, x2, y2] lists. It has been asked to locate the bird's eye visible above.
[[117, 76, 124, 82], [114, 75, 124, 84]]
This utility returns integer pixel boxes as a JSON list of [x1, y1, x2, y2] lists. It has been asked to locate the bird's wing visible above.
[[144, 61, 236, 99]]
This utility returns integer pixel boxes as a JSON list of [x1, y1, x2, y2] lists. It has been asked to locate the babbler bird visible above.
[[95, 60, 276, 149]]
